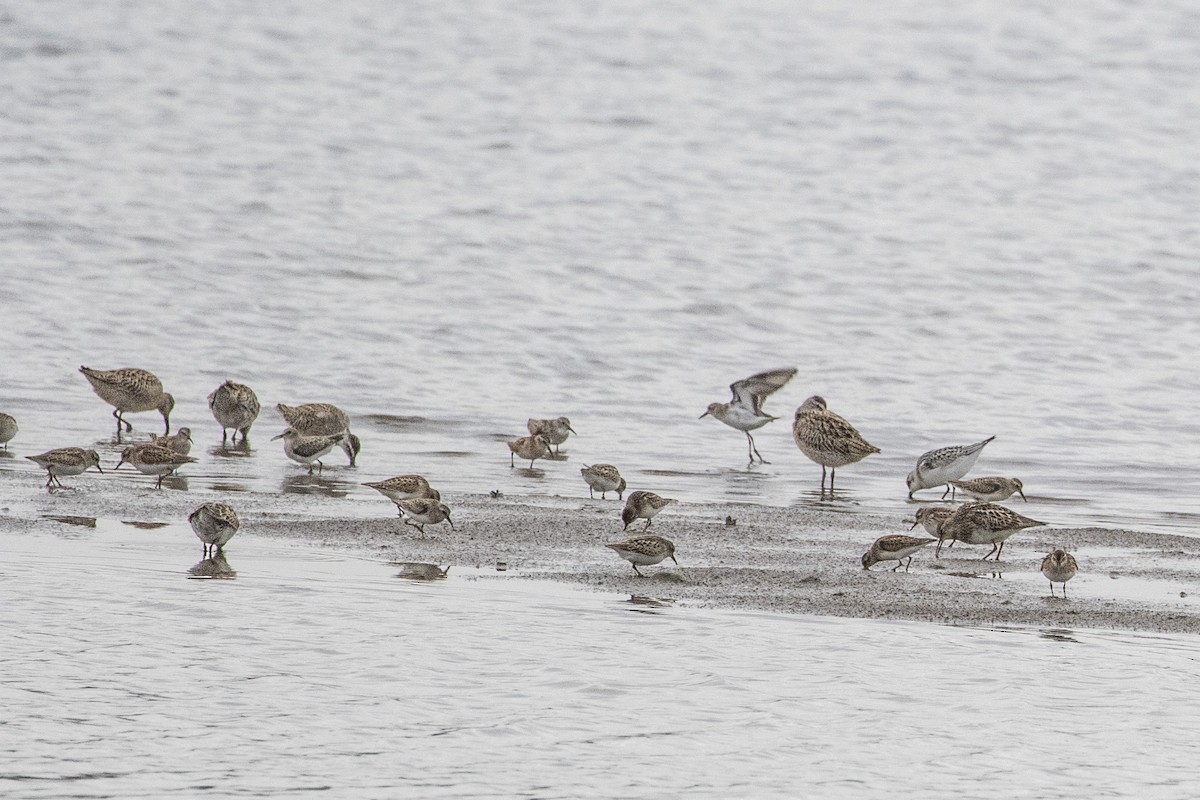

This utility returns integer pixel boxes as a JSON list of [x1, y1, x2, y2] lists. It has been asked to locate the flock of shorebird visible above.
[[1, 365, 1078, 596]]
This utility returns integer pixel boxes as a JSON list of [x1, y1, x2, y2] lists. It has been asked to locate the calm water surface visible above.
[[3, 523, 1198, 799]]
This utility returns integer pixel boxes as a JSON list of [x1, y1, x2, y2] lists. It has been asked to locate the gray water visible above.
[[2, 0, 1199, 795], [4, 523, 1200, 799]]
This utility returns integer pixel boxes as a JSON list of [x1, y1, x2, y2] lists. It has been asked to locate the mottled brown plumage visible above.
[[79, 366, 174, 437], [208, 381, 261, 444], [792, 396, 880, 491]]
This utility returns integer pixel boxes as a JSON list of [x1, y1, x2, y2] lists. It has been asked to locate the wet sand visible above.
[[5, 473, 1200, 634]]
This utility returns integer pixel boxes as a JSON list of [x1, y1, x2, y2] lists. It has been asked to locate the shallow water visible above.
[[3, 523, 1199, 798]]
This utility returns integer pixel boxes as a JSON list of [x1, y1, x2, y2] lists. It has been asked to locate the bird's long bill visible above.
[[907, 519, 918, 530], [566, 424, 577, 434], [270, 432, 286, 440], [698, 411, 710, 419], [447, 519, 456, 530], [1018, 490, 1028, 502], [94, 464, 104, 473], [114, 458, 126, 470]]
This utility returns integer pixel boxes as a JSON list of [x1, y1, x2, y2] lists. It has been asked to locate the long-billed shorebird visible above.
[[861, 535, 937, 572], [79, 366, 174, 438], [272, 429, 344, 475], [508, 433, 552, 468], [526, 417, 575, 454], [276, 403, 359, 466], [580, 464, 626, 500], [26, 448, 103, 489], [362, 475, 441, 512], [701, 367, 797, 464], [1041, 549, 1079, 597], [115, 444, 197, 488], [905, 436, 995, 499], [0, 412, 17, 449], [208, 381, 261, 444], [606, 535, 678, 576], [189, 502, 241, 558], [939, 502, 1045, 561], [792, 396, 880, 492], [395, 498, 455, 536], [621, 490, 677, 530], [947, 476, 1026, 503]]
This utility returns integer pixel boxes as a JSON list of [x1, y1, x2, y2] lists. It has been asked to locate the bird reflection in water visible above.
[[394, 562, 450, 582], [188, 552, 237, 580], [281, 474, 349, 498], [623, 595, 676, 614], [209, 440, 252, 459], [1039, 628, 1079, 644]]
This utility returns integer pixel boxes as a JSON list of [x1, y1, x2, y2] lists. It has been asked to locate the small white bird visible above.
[[701, 367, 797, 463], [905, 436, 995, 499]]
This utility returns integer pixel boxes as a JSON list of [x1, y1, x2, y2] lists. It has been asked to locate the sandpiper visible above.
[[149, 427, 193, 456], [276, 403, 359, 466], [910, 506, 958, 556], [580, 464, 626, 500], [208, 381, 261, 444], [0, 412, 17, 449], [906, 436, 995, 499], [395, 498, 454, 535], [79, 366, 175, 438], [700, 367, 797, 463], [939, 502, 1045, 560], [947, 476, 1026, 503], [606, 535, 678, 576], [861, 535, 937, 572], [272, 429, 344, 475], [1041, 549, 1079, 597], [526, 417, 575, 454], [115, 444, 197, 488], [363, 475, 441, 511], [621, 490, 678, 530], [508, 433, 552, 468], [791, 396, 880, 492], [26, 448, 103, 489], [188, 502, 241, 557]]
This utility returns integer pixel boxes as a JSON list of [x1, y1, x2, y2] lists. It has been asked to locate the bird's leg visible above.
[[510, 452, 515, 468], [820, 465, 827, 492], [155, 474, 164, 489], [643, 519, 652, 530], [1062, 583, 1068, 598], [830, 468, 836, 492], [747, 432, 768, 464], [589, 487, 595, 499], [940, 485, 951, 500], [1048, 581, 1055, 597], [317, 460, 324, 475], [222, 428, 229, 445], [935, 536, 944, 558], [905, 556, 913, 572], [892, 561, 902, 572], [996, 541, 1005, 560], [632, 564, 643, 577], [982, 543, 999, 560]]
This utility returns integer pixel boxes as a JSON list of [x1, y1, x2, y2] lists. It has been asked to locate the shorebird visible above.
[[861, 535, 937, 572], [115, 444, 197, 488], [395, 498, 454, 535], [905, 436, 995, 499], [526, 417, 575, 454], [362, 475, 441, 512], [79, 366, 174, 438], [276, 403, 359, 466], [0, 412, 17, 449], [272, 429, 344, 475], [208, 381, 261, 444], [149, 427, 193, 456], [947, 476, 1026, 503], [791, 396, 880, 492], [580, 464, 626, 500], [26, 448, 103, 489], [910, 506, 958, 556], [1041, 549, 1079, 597], [621, 490, 678, 530], [188, 502, 241, 558], [701, 367, 797, 463], [939, 502, 1045, 560], [508, 433, 552, 468], [606, 535, 678, 576]]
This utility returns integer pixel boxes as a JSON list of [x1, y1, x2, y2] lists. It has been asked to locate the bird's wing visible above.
[[729, 367, 797, 415]]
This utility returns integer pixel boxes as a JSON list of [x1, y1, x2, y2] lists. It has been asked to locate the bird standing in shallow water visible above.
[[526, 417, 575, 454], [79, 366, 175, 439], [276, 403, 359, 466], [606, 535, 678, 576], [701, 367, 797, 464], [0, 412, 17, 449], [189, 502, 240, 558], [1041, 549, 1078, 597], [508, 434, 552, 468], [580, 464, 626, 499], [208, 381, 261, 444], [905, 436, 995, 499], [26, 448, 103, 489], [791, 396, 880, 493], [272, 429, 344, 475], [947, 476, 1026, 503], [115, 444, 197, 488]]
